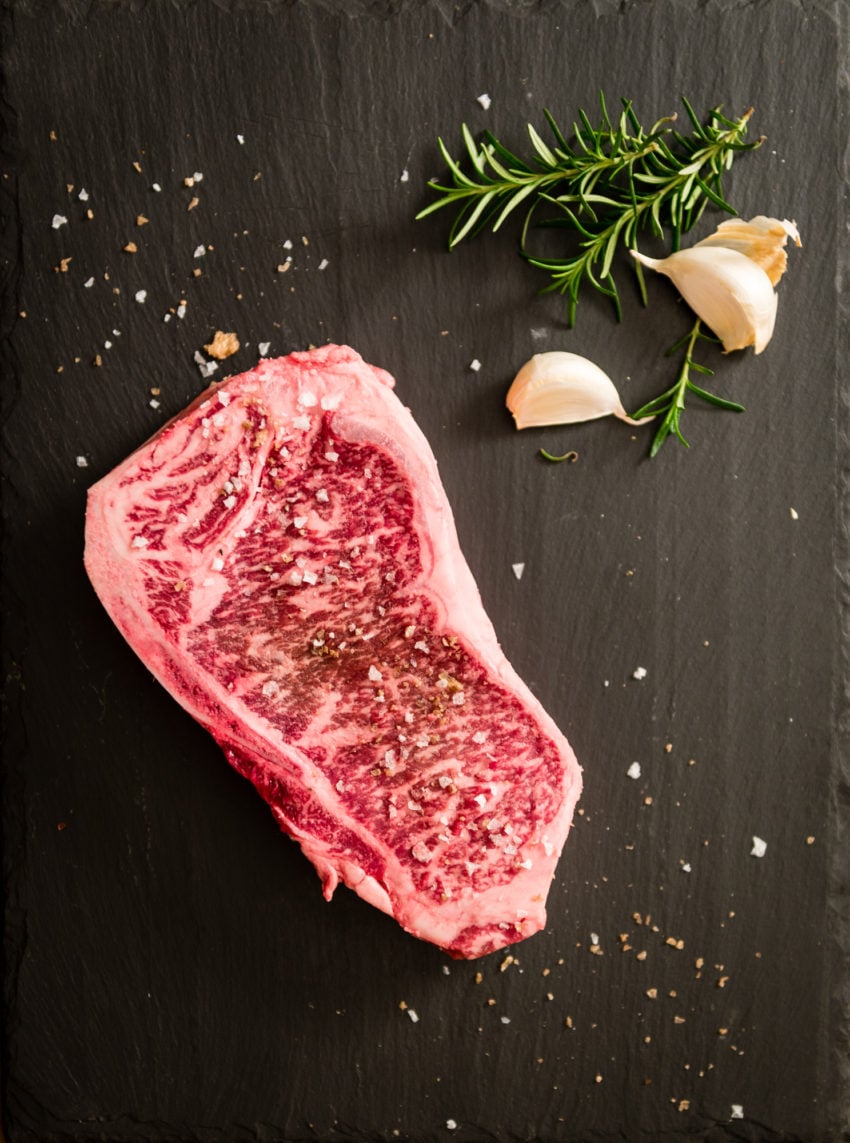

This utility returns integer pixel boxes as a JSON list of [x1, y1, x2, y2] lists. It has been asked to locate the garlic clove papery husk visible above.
[[631, 245, 778, 354], [694, 216, 801, 286], [506, 351, 653, 429]]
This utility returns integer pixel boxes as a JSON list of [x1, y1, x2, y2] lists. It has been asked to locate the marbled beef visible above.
[[84, 344, 582, 958]]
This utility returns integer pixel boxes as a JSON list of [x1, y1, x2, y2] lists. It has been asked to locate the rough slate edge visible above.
[[0, 2, 846, 1143], [834, 0, 850, 1131]]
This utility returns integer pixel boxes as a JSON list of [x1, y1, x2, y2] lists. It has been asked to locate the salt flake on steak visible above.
[[84, 344, 582, 959]]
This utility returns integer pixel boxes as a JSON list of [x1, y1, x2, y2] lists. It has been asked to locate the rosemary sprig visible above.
[[629, 319, 745, 457], [417, 96, 761, 326]]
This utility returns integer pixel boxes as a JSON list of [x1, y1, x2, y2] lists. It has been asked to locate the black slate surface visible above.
[[2, 1, 848, 1141]]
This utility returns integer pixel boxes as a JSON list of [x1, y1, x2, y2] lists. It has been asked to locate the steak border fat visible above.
[[84, 344, 582, 958]]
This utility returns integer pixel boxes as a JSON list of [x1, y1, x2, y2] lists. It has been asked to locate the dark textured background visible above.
[[2, 1, 848, 1141]]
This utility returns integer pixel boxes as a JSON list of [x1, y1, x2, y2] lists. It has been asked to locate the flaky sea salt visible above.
[[400, 169, 410, 183], [627, 761, 641, 780], [51, 214, 67, 229], [258, 341, 271, 356], [632, 666, 648, 680], [193, 245, 206, 258], [84, 277, 95, 288], [75, 456, 89, 468], [406, 1008, 420, 1023], [78, 188, 89, 202], [512, 562, 525, 580], [751, 836, 767, 858], [469, 358, 482, 372], [476, 93, 491, 110], [730, 1105, 744, 1120], [318, 258, 329, 270]]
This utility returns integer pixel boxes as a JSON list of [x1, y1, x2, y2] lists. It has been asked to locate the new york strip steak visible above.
[[84, 344, 582, 958]]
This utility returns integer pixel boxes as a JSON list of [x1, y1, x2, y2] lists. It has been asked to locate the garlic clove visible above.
[[694, 216, 801, 286], [631, 246, 778, 354], [506, 351, 652, 429]]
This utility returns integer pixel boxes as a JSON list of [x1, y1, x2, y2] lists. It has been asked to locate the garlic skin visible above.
[[631, 215, 800, 355], [693, 216, 801, 286], [506, 351, 652, 429]]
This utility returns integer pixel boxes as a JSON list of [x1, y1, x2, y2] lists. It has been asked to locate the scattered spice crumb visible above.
[[806, 835, 815, 845], [93, 354, 103, 367], [204, 330, 240, 360], [187, 196, 199, 211], [123, 242, 138, 254], [132, 161, 142, 172], [646, 988, 658, 1000], [55, 257, 72, 273], [677, 1100, 690, 1112], [136, 214, 149, 226], [673, 1015, 686, 1025]]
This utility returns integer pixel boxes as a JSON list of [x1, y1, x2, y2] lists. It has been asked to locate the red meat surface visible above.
[[84, 344, 582, 958]]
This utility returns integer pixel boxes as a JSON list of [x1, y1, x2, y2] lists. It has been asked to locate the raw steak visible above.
[[84, 344, 582, 959]]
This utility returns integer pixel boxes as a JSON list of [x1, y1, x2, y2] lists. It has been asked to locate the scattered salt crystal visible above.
[[262, 680, 279, 697], [292, 414, 311, 430], [406, 1008, 419, 1023], [84, 277, 95, 288], [149, 399, 160, 410], [476, 93, 492, 110], [474, 794, 487, 807], [472, 731, 487, 744], [400, 169, 410, 183], [197, 360, 218, 378], [176, 302, 187, 319], [298, 391, 317, 407], [446, 1120, 457, 1132], [211, 557, 224, 572], [236, 134, 245, 145], [131, 535, 148, 549], [681, 862, 692, 873], [790, 507, 799, 520], [451, 692, 465, 706], [627, 761, 641, 780], [193, 171, 204, 183], [404, 625, 416, 638], [438, 776, 453, 788], [163, 313, 172, 323], [151, 183, 162, 192], [217, 391, 231, 406], [51, 214, 67, 229], [325, 450, 339, 463], [222, 495, 237, 510], [283, 239, 293, 250], [368, 665, 382, 682], [632, 666, 648, 680], [75, 456, 89, 468], [293, 515, 308, 529], [193, 245, 206, 258], [512, 562, 525, 580], [750, 836, 767, 858], [316, 488, 329, 503], [590, 931, 599, 945], [500, 1016, 511, 1024], [78, 188, 89, 202], [469, 358, 482, 372], [302, 570, 318, 585], [730, 1105, 744, 1120], [411, 842, 431, 863], [258, 341, 271, 356], [318, 258, 329, 271]]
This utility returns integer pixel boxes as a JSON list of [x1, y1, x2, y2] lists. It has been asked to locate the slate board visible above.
[[2, 1, 848, 1140]]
